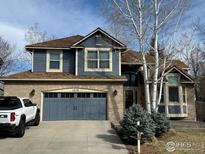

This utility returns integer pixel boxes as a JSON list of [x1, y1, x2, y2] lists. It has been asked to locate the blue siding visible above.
[[32, 31, 121, 75], [78, 48, 119, 76], [33, 49, 46, 72], [77, 32, 120, 76], [63, 50, 75, 74], [33, 49, 75, 73]]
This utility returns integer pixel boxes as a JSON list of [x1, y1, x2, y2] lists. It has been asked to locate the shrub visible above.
[[120, 104, 156, 142], [151, 110, 171, 137]]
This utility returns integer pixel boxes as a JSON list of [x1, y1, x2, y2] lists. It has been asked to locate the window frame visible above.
[[46, 50, 63, 72], [123, 72, 139, 86], [168, 86, 179, 104], [84, 48, 112, 72], [157, 76, 188, 117], [165, 84, 188, 117]]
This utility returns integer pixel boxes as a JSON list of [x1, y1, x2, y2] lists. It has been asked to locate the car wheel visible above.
[[15, 119, 26, 138], [33, 112, 40, 126]]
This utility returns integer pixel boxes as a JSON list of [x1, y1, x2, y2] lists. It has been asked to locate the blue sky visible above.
[[0, 0, 104, 49], [0, 0, 204, 73]]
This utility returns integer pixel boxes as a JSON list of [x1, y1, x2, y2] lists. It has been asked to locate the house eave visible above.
[[1, 78, 127, 82], [25, 46, 71, 50], [70, 46, 126, 50]]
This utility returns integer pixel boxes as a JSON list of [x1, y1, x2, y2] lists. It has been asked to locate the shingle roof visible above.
[[25, 35, 84, 49], [121, 49, 188, 69], [121, 49, 155, 64], [1, 71, 126, 81]]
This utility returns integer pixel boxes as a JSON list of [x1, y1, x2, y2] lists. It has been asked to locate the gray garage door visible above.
[[43, 92, 107, 121]]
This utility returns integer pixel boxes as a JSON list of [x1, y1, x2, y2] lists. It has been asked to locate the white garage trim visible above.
[[40, 92, 43, 121], [43, 88, 107, 93], [40, 88, 108, 121]]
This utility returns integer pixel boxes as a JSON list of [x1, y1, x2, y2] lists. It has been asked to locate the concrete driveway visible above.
[[0, 121, 128, 154]]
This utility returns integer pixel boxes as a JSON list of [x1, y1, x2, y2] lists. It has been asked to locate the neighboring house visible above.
[[196, 78, 205, 121], [0, 28, 196, 122]]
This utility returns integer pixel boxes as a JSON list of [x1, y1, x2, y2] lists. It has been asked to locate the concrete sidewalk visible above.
[[0, 121, 128, 154]]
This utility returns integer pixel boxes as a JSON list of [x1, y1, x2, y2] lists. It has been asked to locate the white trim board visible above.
[[31, 50, 34, 72], [43, 88, 107, 93], [75, 49, 78, 75], [46, 50, 63, 72], [84, 48, 113, 72], [119, 51, 121, 76]]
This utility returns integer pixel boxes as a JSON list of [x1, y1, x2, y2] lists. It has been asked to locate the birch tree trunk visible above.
[[111, 0, 186, 113], [151, 0, 159, 111], [123, 0, 151, 113], [131, 0, 151, 113]]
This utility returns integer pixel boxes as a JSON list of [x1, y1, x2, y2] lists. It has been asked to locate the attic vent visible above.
[[95, 34, 101, 38], [96, 43, 103, 46]]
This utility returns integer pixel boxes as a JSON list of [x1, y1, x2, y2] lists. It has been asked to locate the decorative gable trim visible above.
[[164, 66, 194, 83], [72, 27, 126, 48]]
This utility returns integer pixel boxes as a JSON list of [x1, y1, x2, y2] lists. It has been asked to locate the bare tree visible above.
[[178, 23, 205, 100], [107, 0, 188, 112], [25, 23, 55, 44], [101, 2, 136, 47], [24, 23, 56, 63], [0, 36, 15, 76]]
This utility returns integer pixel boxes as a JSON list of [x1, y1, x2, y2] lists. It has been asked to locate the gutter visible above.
[[0, 78, 127, 82]]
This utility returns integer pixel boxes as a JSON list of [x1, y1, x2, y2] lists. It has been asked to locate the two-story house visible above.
[[1, 28, 196, 122]]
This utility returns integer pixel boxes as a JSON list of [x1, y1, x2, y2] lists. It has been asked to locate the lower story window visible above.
[[44, 93, 58, 98], [77, 93, 90, 98], [61, 93, 74, 98], [93, 93, 106, 98], [158, 85, 188, 117]]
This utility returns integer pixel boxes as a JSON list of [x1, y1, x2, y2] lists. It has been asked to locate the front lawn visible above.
[[125, 129, 205, 154]]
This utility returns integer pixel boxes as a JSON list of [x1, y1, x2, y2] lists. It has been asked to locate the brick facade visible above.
[[4, 81, 124, 122]]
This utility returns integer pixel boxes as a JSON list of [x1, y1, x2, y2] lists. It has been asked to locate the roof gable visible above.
[[164, 66, 194, 83], [72, 27, 126, 48]]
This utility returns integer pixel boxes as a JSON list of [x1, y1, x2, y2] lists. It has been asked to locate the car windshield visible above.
[[0, 97, 22, 110]]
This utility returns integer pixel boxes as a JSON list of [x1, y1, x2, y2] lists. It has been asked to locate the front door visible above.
[[125, 88, 138, 109]]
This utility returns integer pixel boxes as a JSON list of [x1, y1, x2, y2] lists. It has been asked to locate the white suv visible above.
[[0, 96, 40, 137]]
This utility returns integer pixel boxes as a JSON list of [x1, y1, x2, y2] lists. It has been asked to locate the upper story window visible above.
[[85, 48, 112, 72], [123, 73, 138, 86], [46, 51, 62, 72]]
